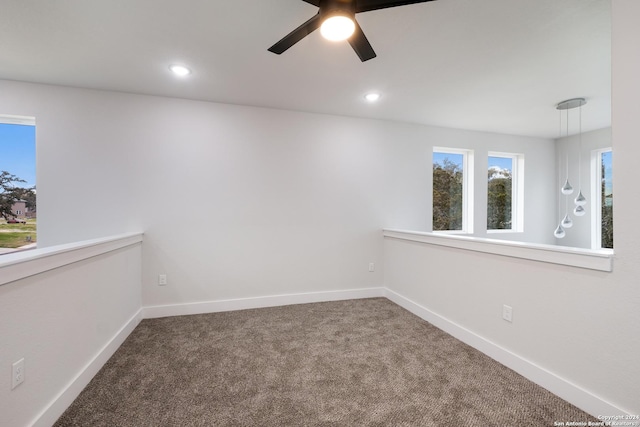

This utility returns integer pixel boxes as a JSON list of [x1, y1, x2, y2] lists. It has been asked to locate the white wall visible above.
[[132, 101, 396, 306], [134, 109, 558, 307], [555, 127, 612, 249], [0, 80, 554, 309], [0, 242, 142, 427], [384, 0, 639, 415]]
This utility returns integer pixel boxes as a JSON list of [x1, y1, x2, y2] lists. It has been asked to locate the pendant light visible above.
[[562, 212, 573, 229], [561, 179, 574, 195], [554, 224, 566, 239], [554, 98, 586, 238], [575, 192, 587, 206]]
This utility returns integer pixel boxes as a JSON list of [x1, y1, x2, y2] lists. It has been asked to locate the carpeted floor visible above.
[[55, 298, 595, 426]]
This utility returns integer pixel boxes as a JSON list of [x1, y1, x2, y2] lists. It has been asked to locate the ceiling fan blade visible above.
[[348, 20, 376, 62], [355, 0, 436, 13], [301, 0, 321, 6], [268, 13, 323, 55]]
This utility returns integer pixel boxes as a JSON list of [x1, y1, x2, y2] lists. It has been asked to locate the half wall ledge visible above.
[[383, 229, 613, 272], [0, 232, 144, 287]]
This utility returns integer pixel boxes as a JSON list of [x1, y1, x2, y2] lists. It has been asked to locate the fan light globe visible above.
[[320, 15, 355, 41]]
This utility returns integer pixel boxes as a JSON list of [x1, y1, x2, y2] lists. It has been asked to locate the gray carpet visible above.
[[55, 298, 595, 426]]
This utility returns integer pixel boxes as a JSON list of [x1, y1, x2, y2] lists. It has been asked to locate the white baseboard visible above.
[[383, 288, 628, 418], [143, 287, 386, 319], [31, 309, 143, 427]]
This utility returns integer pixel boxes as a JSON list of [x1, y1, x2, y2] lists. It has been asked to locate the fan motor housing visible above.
[[320, 0, 356, 17]]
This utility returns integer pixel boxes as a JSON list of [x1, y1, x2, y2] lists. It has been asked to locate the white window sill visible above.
[[383, 229, 613, 272], [0, 232, 144, 287]]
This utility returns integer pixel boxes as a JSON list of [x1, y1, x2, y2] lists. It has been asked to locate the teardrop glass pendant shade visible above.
[[561, 179, 574, 195], [554, 224, 566, 238], [575, 190, 587, 206], [561, 214, 573, 229], [574, 205, 586, 217]]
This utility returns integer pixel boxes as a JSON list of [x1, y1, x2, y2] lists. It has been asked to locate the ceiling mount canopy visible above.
[[268, 0, 437, 62], [556, 98, 587, 110]]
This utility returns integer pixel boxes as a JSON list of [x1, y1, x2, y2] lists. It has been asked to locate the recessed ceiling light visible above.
[[364, 93, 381, 102], [169, 65, 191, 77]]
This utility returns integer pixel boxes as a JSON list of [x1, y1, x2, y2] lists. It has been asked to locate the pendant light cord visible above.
[[558, 108, 564, 219], [566, 107, 570, 180], [577, 104, 582, 188]]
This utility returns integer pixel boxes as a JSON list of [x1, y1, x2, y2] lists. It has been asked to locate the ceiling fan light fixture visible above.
[[268, 0, 437, 61], [169, 65, 191, 77], [320, 15, 355, 41]]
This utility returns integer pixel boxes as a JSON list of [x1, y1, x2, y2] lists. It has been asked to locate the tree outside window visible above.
[[433, 156, 463, 230], [487, 156, 513, 230], [433, 149, 472, 233]]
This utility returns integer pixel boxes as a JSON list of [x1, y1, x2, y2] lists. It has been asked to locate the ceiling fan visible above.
[[268, 0, 437, 62]]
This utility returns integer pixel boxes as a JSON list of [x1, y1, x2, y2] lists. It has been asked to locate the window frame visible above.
[[0, 115, 35, 127], [1, 114, 37, 254], [486, 152, 524, 234], [432, 147, 474, 234]]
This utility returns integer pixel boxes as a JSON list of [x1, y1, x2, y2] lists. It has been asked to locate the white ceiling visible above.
[[0, 0, 610, 138]]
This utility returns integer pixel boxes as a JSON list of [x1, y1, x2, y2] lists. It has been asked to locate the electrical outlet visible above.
[[502, 304, 513, 323], [368, 263, 375, 272], [158, 274, 167, 286], [12, 358, 24, 389]]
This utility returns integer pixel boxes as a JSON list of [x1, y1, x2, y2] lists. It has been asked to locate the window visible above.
[[592, 148, 612, 249], [487, 152, 524, 232], [433, 148, 473, 233], [0, 115, 36, 253]]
